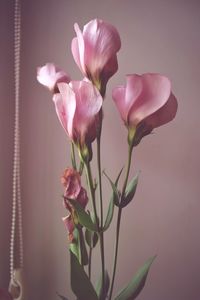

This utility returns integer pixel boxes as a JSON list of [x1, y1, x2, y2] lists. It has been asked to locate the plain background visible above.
[[0, 0, 200, 299]]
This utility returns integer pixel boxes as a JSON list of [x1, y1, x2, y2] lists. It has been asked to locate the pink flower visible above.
[[61, 168, 81, 199], [112, 74, 178, 146], [62, 215, 75, 242], [71, 19, 121, 96], [53, 80, 103, 146], [37, 63, 70, 93]]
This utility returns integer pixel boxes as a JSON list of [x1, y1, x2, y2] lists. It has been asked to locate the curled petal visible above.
[[37, 63, 70, 92]]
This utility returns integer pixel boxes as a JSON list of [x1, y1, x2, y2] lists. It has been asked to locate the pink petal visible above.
[[74, 23, 86, 73], [77, 187, 88, 208], [71, 37, 83, 74], [37, 63, 70, 91], [70, 80, 103, 144], [61, 168, 81, 199], [112, 85, 127, 122], [53, 83, 76, 139], [127, 74, 171, 126], [82, 19, 121, 76], [144, 93, 178, 128]]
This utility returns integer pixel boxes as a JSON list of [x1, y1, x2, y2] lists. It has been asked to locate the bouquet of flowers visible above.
[[37, 19, 177, 300]]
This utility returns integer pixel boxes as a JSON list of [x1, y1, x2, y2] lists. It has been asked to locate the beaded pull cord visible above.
[[8, 0, 25, 299]]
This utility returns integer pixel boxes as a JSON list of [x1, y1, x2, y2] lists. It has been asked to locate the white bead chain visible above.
[[10, 0, 23, 281]]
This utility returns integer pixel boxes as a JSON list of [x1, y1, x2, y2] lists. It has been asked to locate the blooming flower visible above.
[[71, 19, 121, 96], [112, 73, 178, 146], [37, 63, 70, 93], [53, 80, 103, 147]]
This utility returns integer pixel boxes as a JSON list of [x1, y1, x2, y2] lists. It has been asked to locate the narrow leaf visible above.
[[103, 195, 114, 231], [120, 172, 139, 208], [96, 270, 110, 300], [114, 256, 156, 300], [69, 199, 97, 232], [70, 250, 98, 300], [85, 229, 99, 248], [103, 170, 121, 206], [78, 227, 88, 266]]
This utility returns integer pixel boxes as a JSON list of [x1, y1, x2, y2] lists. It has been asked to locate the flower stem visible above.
[[97, 121, 105, 296], [71, 142, 77, 170], [85, 160, 105, 297], [85, 162, 99, 228], [108, 145, 133, 300], [88, 246, 92, 280]]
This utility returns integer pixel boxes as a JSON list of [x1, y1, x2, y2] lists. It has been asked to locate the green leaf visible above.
[[120, 172, 139, 208], [78, 227, 88, 266], [69, 199, 97, 232], [56, 293, 69, 300], [96, 270, 110, 300], [103, 169, 122, 206], [85, 229, 99, 248], [70, 250, 98, 300], [114, 255, 156, 300], [103, 195, 114, 231], [102, 169, 124, 232]]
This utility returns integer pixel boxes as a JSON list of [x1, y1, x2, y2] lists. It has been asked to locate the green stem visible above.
[[77, 227, 83, 265], [85, 162, 99, 228], [88, 246, 92, 280], [85, 160, 105, 298], [108, 145, 133, 300], [71, 142, 77, 170], [97, 120, 105, 296]]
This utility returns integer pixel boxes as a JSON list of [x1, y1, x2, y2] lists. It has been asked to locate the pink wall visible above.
[[1, 0, 200, 299]]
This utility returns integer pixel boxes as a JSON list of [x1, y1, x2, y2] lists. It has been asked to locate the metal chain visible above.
[[10, 0, 23, 281]]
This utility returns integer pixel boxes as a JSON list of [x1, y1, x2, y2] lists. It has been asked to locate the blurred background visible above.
[[0, 0, 200, 299]]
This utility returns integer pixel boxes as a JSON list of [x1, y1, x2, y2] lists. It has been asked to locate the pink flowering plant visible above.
[[37, 19, 177, 300]]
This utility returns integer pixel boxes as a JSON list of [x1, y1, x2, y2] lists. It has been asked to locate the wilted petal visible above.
[[76, 187, 88, 208], [37, 63, 70, 92], [61, 168, 81, 199]]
